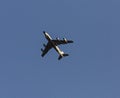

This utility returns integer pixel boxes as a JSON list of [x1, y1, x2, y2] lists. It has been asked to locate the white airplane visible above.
[[41, 31, 74, 60]]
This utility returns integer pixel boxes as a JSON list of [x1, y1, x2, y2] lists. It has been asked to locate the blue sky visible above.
[[0, 0, 120, 98]]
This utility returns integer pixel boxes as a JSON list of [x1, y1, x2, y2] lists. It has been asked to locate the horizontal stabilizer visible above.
[[63, 54, 69, 56], [58, 54, 69, 60]]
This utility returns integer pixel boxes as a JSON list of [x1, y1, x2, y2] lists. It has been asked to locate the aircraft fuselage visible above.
[[43, 32, 63, 56]]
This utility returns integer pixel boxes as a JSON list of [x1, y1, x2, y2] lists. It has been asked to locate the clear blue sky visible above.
[[0, 0, 120, 98]]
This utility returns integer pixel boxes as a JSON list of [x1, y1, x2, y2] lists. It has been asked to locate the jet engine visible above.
[[56, 37, 59, 40], [63, 38, 67, 42], [41, 48, 44, 52], [43, 44, 46, 47]]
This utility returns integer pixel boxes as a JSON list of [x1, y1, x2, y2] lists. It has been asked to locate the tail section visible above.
[[63, 54, 69, 56], [58, 53, 69, 60]]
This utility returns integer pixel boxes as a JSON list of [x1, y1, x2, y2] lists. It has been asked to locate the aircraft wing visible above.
[[52, 39, 73, 45], [41, 42, 52, 57]]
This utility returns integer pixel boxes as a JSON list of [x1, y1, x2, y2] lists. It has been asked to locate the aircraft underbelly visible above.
[[54, 46, 61, 54], [42, 31, 73, 60]]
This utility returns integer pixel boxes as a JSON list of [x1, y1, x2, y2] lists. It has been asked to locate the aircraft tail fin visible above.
[[58, 54, 69, 60]]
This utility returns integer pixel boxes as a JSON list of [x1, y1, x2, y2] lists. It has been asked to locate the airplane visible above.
[[41, 31, 74, 60]]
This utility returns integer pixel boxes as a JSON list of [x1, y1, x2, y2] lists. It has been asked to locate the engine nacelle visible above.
[[63, 38, 67, 42], [56, 37, 59, 40], [43, 44, 46, 47], [41, 48, 44, 52]]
